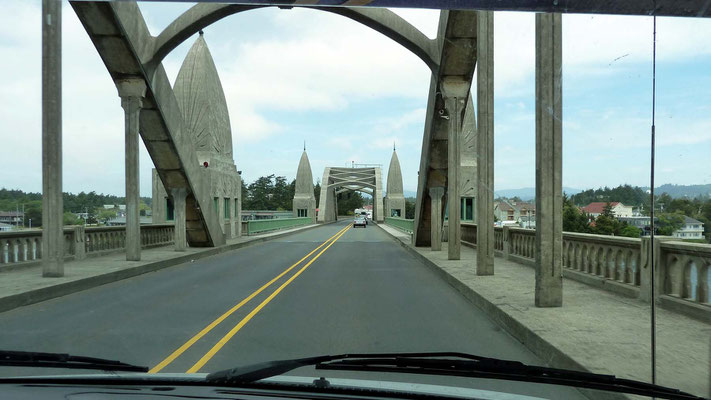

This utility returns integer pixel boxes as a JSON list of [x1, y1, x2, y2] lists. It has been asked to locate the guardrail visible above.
[[459, 223, 710, 321], [244, 217, 311, 235], [0, 224, 175, 270], [384, 217, 414, 235], [657, 240, 710, 320]]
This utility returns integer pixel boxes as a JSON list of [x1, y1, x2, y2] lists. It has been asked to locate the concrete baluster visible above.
[[74, 226, 86, 260]]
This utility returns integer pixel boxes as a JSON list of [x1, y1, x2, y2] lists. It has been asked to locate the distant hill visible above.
[[643, 184, 711, 199]]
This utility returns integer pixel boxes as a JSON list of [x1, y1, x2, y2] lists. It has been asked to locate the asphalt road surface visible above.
[[0, 220, 587, 399]]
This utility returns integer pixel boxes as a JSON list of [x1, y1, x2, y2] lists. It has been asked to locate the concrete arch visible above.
[[145, 4, 439, 73], [318, 167, 383, 223]]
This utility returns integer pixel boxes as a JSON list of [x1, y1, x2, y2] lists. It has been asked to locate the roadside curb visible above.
[[0, 223, 328, 314], [374, 223, 628, 400]]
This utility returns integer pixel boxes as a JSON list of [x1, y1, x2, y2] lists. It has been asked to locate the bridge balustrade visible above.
[[458, 223, 709, 320], [244, 217, 311, 236], [384, 217, 414, 235], [658, 241, 711, 315], [0, 224, 175, 270]]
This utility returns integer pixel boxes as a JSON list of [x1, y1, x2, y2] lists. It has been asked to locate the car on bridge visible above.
[[353, 216, 367, 228]]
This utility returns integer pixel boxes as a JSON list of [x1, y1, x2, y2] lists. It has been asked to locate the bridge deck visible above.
[[0, 221, 589, 398], [0, 222, 706, 398]]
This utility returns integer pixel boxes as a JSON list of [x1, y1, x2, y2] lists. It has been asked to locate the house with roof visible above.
[[494, 201, 536, 228], [0, 211, 24, 225], [672, 216, 705, 240], [581, 202, 634, 218]]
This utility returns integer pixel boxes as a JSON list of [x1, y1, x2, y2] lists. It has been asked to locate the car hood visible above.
[[3, 373, 547, 400]]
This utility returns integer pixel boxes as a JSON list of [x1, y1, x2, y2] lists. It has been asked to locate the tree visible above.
[[404, 198, 416, 219], [601, 202, 614, 218], [562, 195, 590, 233], [592, 214, 620, 236], [63, 211, 82, 226], [314, 181, 321, 207], [656, 212, 684, 236], [619, 225, 641, 238], [336, 191, 365, 215], [97, 209, 117, 224], [245, 175, 276, 210]]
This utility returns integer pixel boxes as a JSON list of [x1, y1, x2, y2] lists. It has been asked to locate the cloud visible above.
[[493, 12, 711, 97], [328, 137, 354, 150]]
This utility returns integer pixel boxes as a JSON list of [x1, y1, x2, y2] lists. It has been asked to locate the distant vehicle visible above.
[[354, 209, 368, 224], [353, 216, 367, 228]]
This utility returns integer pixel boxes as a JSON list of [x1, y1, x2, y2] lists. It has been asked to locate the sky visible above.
[[0, 1, 710, 199]]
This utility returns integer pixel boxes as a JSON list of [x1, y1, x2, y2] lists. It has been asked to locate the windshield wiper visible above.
[[206, 352, 705, 400], [0, 350, 148, 372]]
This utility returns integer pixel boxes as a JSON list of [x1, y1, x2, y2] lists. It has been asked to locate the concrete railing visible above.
[[657, 240, 710, 320], [0, 224, 175, 270], [459, 223, 710, 321], [244, 217, 311, 236], [385, 217, 414, 235], [461, 224, 505, 253]]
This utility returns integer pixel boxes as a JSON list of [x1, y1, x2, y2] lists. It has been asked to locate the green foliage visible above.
[[619, 225, 641, 238], [63, 211, 83, 226], [570, 184, 647, 207], [24, 201, 42, 227], [314, 181, 321, 207], [96, 209, 117, 223], [337, 191, 365, 215], [0, 188, 151, 227], [656, 212, 685, 236], [404, 197, 415, 219], [562, 195, 590, 233], [242, 175, 296, 211], [601, 202, 614, 217]]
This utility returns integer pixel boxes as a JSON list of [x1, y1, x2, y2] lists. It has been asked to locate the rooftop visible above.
[[581, 202, 622, 214]]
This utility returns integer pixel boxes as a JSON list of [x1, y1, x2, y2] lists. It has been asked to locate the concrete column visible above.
[[236, 193, 243, 236], [442, 78, 468, 261], [117, 78, 147, 262], [639, 236, 673, 302], [171, 188, 187, 251], [41, 0, 63, 277], [476, 10, 495, 276], [229, 196, 236, 239], [534, 13, 563, 307], [429, 187, 445, 251]]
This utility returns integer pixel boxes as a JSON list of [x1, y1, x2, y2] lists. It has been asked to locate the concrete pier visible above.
[[41, 0, 63, 277], [442, 78, 468, 261], [117, 78, 147, 262], [534, 13, 563, 307], [476, 10, 495, 276]]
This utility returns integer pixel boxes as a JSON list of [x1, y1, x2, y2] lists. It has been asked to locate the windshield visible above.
[[0, 1, 708, 400]]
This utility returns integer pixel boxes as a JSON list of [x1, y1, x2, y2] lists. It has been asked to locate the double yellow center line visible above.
[[149, 224, 351, 374]]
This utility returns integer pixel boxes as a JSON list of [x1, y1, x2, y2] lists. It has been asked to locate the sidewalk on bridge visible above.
[[0, 223, 322, 314], [378, 224, 710, 399]]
